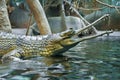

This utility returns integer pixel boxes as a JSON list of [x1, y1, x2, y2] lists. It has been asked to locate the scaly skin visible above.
[[0, 28, 113, 63], [1, 29, 77, 61]]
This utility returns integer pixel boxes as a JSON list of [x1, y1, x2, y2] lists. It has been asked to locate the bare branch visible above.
[[78, 7, 105, 11], [26, 13, 33, 35], [96, 0, 120, 14], [96, 0, 120, 8]]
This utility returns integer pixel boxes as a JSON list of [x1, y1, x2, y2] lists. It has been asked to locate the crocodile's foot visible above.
[[1, 48, 22, 63], [2, 55, 21, 63]]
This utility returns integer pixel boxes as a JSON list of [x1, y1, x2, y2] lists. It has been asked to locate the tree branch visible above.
[[96, 0, 120, 14], [78, 7, 105, 11], [96, 0, 120, 8]]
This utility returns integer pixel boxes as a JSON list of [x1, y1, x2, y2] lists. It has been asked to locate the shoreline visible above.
[[12, 28, 120, 37]]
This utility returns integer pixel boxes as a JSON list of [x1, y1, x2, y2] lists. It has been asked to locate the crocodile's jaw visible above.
[[51, 36, 80, 56], [43, 36, 80, 56]]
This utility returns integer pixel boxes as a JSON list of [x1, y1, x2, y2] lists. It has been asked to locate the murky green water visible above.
[[0, 36, 120, 80]]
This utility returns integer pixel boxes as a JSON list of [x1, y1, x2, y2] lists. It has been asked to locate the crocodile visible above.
[[0, 14, 112, 62]]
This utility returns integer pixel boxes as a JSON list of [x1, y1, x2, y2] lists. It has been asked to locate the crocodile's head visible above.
[[59, 28, 80, 47], [51, 28, 90, 56], [52, 28, 113, 56]]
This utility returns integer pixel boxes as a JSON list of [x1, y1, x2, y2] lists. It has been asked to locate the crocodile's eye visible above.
[[60, 28, 75, 38]]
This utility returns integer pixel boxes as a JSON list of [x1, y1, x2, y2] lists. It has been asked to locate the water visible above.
[[0, 36, 120, 80]]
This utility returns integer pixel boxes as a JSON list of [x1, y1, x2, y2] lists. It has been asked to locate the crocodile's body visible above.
[[1, 29, 79, 61], [0, 14, 113, 62], [0, 29, 112, 62], [0, 30, 74, 57]]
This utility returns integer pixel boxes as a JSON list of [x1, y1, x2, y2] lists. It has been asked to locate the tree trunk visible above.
[[26, 0, 52, 35], [0, 0, 12, 32]]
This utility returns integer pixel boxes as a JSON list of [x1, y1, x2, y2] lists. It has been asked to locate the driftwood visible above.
[[26, 0, 52, 35]]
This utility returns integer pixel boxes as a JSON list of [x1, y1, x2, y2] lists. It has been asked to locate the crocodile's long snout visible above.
[[60, 14, 113, 47], [75, 14, 110, 35]]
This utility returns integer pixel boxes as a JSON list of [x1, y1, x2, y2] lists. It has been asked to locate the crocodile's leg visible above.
[[1, 48, 24, 63]]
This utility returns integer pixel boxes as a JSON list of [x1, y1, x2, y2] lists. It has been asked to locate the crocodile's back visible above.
[[0, 32, 18, 56], [0, 32, 64, 58], [0, 31, 74, 59], [15, 34, 64, 58]]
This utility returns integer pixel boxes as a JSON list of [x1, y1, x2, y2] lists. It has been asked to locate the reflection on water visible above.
[[0, 36, 120, 80]]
